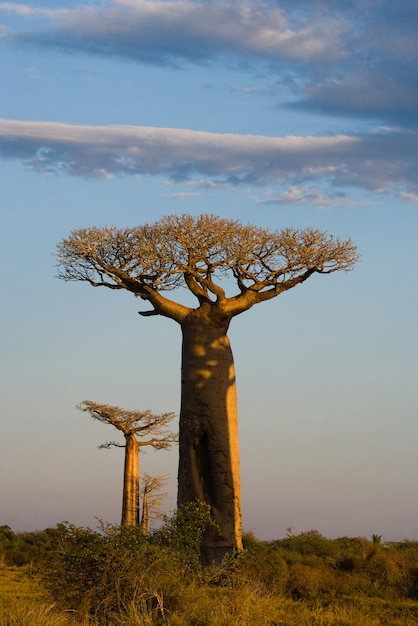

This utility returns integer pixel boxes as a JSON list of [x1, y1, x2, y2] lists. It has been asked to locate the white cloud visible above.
[[1, 118, 417, 201], [259, 185, 358, 209], [170, 191, 200, 200], [397, 191, 418, 204], [0, 118, 356, 180], [281, 186, 304, 204]]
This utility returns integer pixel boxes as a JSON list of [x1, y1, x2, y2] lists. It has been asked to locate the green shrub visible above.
[[228, 540, 289, 594], [38, 502, 216, 621], [38, 522, 180, 619], [277, 529, 336, 557], [0, 526, 67, 567], [150, 500, 217, 570]]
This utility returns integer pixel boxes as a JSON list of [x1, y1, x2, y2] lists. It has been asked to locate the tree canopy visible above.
[[78, 401, 177, 450], [57, 213, 359, 322]]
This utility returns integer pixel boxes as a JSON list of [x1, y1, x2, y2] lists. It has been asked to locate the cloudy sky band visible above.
[[0, 1, 417, 198], [1, 0, 418, 126], [0, 119, 416, 199]]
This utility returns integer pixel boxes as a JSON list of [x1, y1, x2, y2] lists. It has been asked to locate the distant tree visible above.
[[0, 526, 14, 565], [59, 214, 358, 561], [78, 401, 177, 527], [139, 473, 169, 535]]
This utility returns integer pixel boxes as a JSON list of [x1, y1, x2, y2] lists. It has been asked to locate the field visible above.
[[2, 513, 418, 625], [0, 565, 71, 626], [2, 562, 418, 625]]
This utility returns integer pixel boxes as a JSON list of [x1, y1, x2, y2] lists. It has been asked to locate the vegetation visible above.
[[0, 525, 65, 567], [2, 512, 418, 625], [57, 213, 359, 558]]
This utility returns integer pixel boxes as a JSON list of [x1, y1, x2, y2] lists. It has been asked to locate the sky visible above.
[[1, 0, 417, 542]]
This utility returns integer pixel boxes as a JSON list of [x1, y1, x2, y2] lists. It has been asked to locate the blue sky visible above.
[[1, 0, 417, 541]]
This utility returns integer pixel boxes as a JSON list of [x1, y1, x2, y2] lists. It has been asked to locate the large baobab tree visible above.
[[78, 401, 176, 527], [58, 214, 358, 561]]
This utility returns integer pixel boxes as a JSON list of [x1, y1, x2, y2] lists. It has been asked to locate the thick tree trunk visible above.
[[121, 434, 140, 526], [178, 308, 242, 563]]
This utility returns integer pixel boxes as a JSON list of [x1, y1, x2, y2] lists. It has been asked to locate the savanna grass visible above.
[[3, 566, 418, 626], [3, 515, 418, 625]]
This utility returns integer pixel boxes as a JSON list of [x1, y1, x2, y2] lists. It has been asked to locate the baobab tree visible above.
[[59, 214, 358, 561], [139, 473, 169, 535], [77, 400, 176, 527]]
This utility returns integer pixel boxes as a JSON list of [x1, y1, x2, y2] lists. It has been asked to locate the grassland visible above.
[[2, 562, 418, 625], [2, 514, 418, 625]]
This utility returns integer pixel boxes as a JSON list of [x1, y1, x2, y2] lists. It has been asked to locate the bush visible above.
[[0, 526, 66, 567], [228, 540, 288, 595], [39, 522, 179, 619], [5, 524, 418, 625], [150, 500, 217, 569], [38, 502, 216, 621]]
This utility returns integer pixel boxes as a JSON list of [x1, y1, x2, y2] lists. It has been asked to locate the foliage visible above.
[[37, 503, 216, 620], [0, 525, 66, 567], [37, 522, 171, 619], [150, 500, 217, 570], [3, 523, 418, 624]]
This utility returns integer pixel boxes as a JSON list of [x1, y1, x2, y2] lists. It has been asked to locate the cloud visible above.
[[1, 118, 417, 200], [0, 0, 345, 66], [170, 191, 200, 200], [2, 2, 417, 127], [397, 191, 418, 204], [258, 186, 362, 209]]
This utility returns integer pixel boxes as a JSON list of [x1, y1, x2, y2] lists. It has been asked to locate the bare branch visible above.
[[57, 215, 359, 321], [184, 272, 212, 305], [140, 473, 169, 530], [78, 400, 177, 449]]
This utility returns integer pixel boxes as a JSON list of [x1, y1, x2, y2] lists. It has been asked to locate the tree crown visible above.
[[57, 213, 359, 321], [78, 400, 178, 449]]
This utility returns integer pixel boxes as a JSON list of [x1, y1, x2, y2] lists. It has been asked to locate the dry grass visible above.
[[2, 561, 418, 626], [0, 565, 43, 601], [0, 565, 74, 626]]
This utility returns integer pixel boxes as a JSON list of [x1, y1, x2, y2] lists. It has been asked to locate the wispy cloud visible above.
[[258, 186, 364, 209], [397, 191, 418, 204], [0, 2, 61, 19], [170, 191, 200, 200], [1, 1, 417, 126], [1, 118, 417, 201]]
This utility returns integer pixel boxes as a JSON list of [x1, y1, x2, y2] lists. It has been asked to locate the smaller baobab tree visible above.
[[77, 401, 177, 527], [140, 473, 169, 535]]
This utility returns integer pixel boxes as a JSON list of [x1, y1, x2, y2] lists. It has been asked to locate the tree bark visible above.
[[140, 488, 148, 536], [121, 433, 140, 526], [178, 307, 242, 563]]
